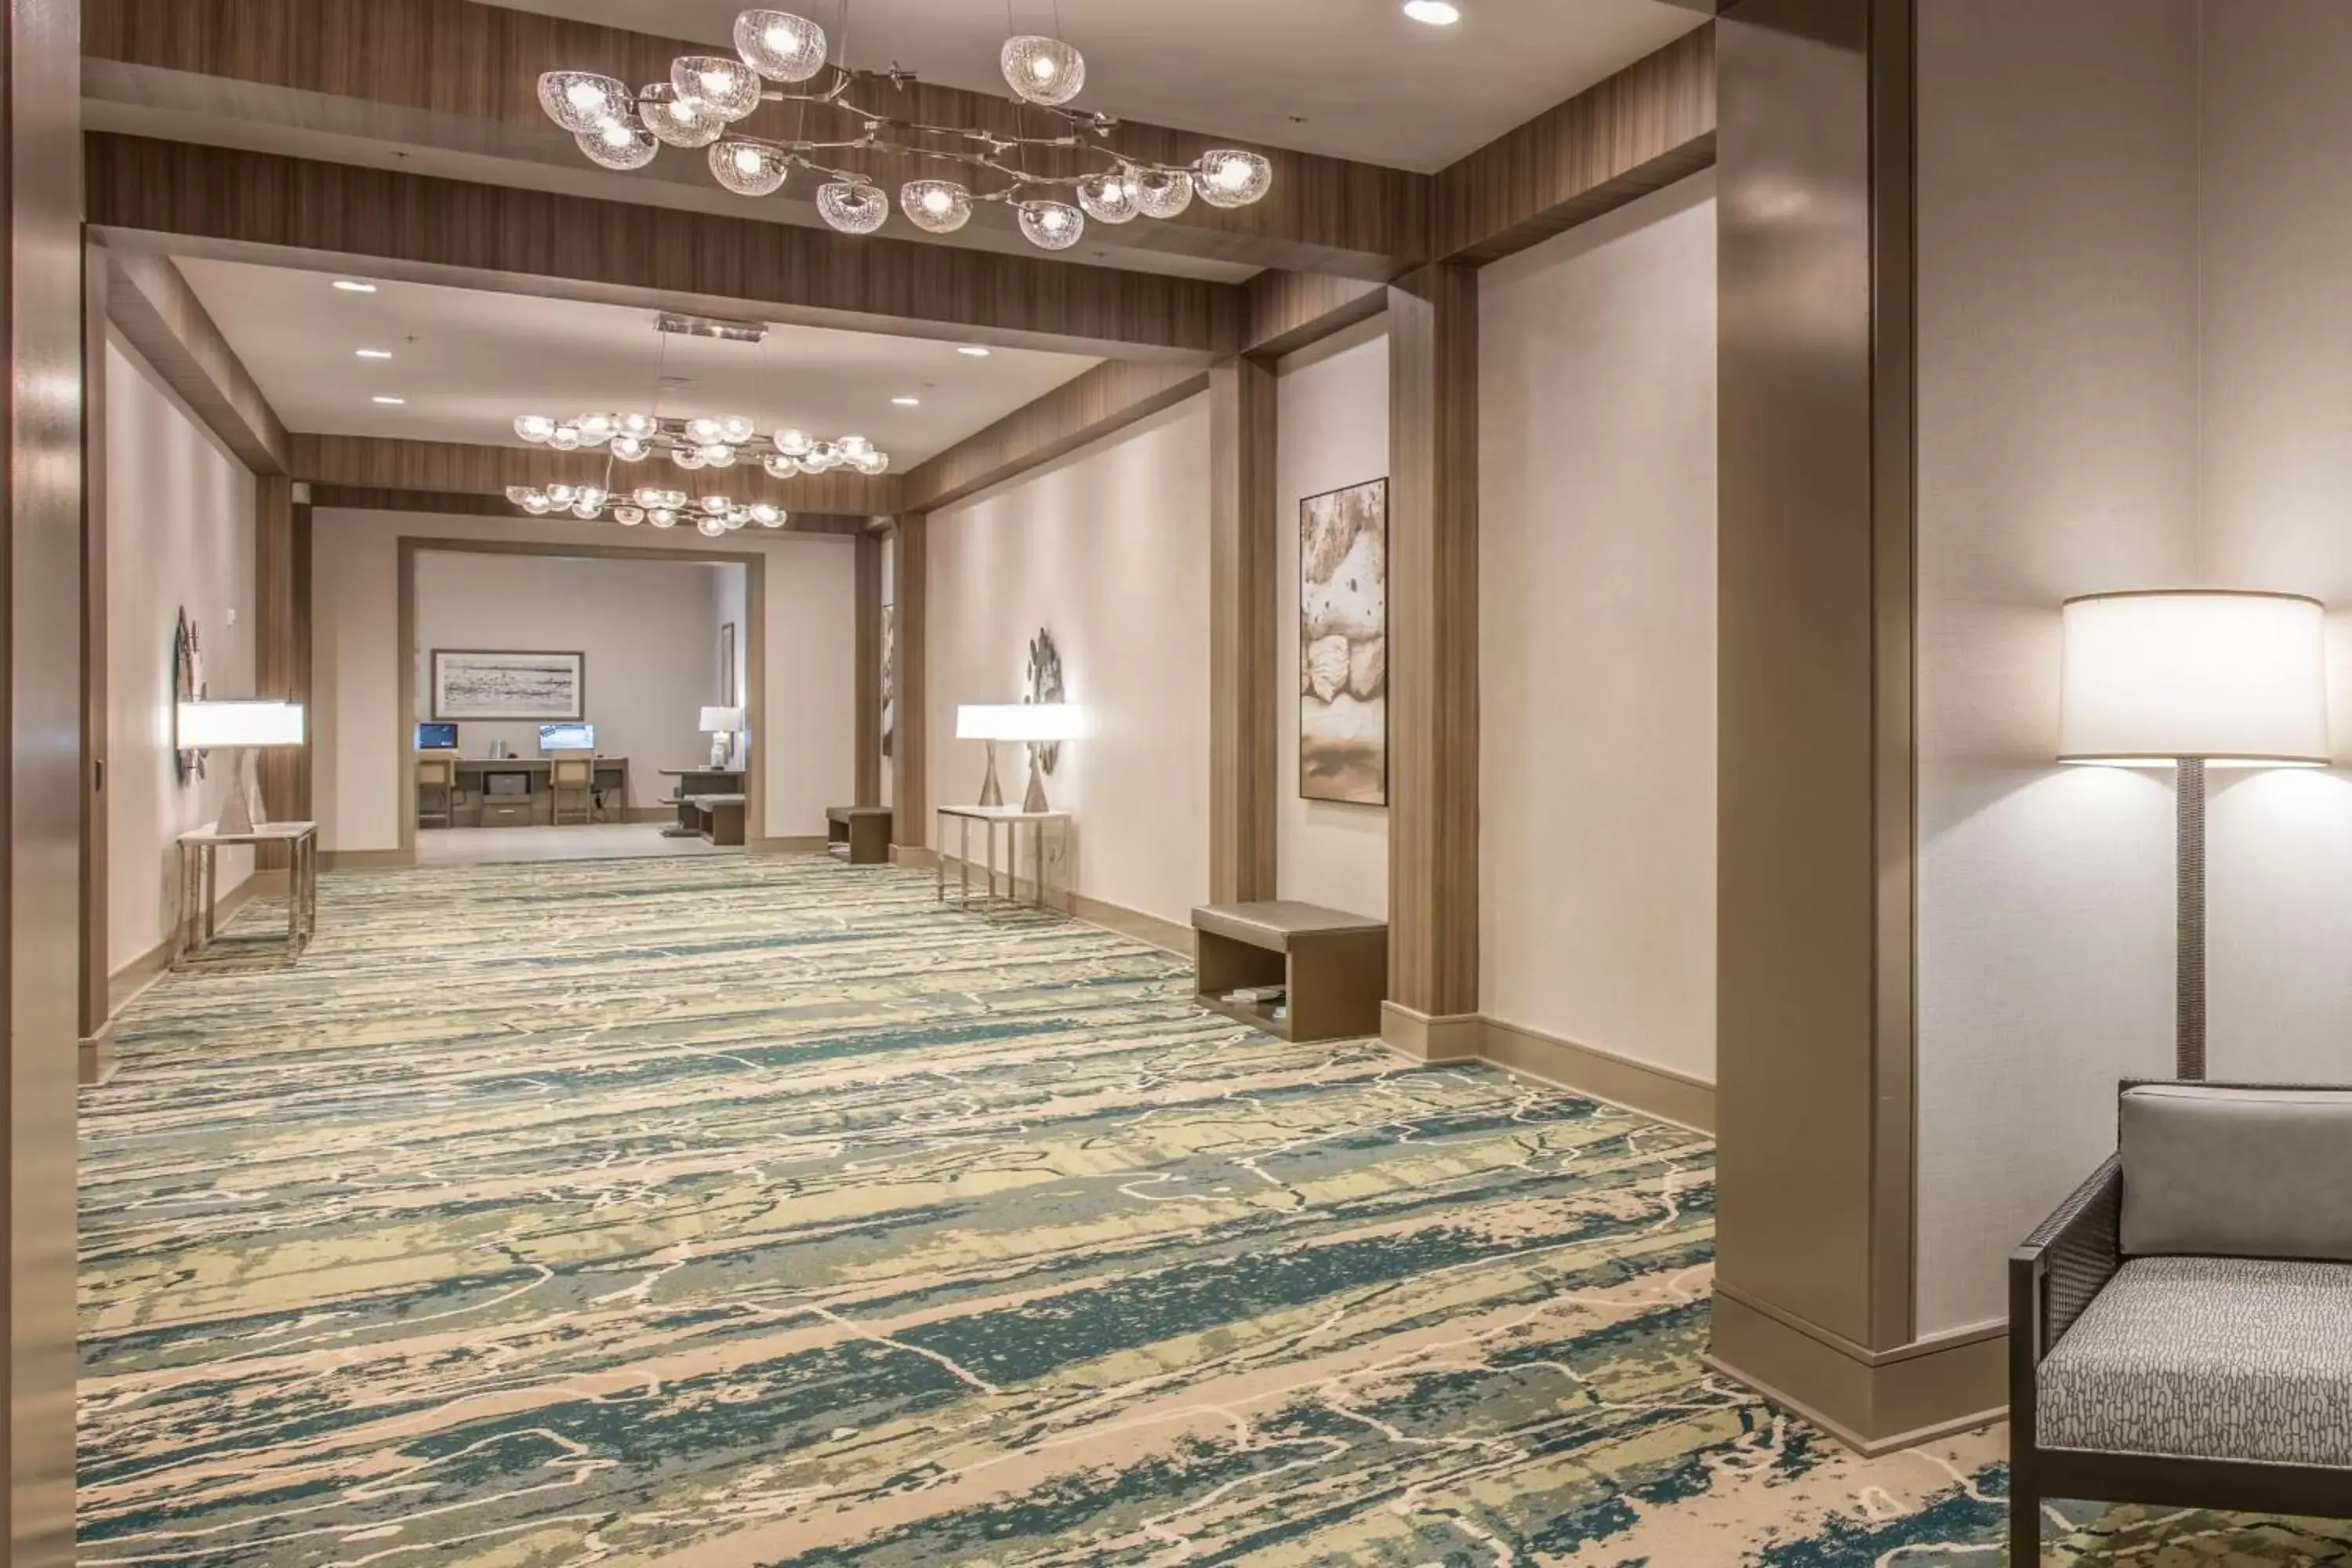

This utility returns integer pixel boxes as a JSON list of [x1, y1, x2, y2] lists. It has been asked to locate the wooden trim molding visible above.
[[304, 485, 869, 536], [253, 476, 305, 868], [889, 515, 930, 848], [1706, 1292, 2004, 1458], [100, 248, 291, 473], [853, 534, 882, 807], [1479, 1015, 1717, 1135], [1243, 271, 1388, 361], [88, 135, 1245, 361], [1434, 23, 1716, 267], [82, 244, 112, 1042], [901, 361, 1210, 513], [1207, 356, 1277, 903]]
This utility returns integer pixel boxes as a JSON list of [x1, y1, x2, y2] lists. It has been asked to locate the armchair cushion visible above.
[[2119, 1083, 2352, 1261], [2038, 1254, 2352, 1468]]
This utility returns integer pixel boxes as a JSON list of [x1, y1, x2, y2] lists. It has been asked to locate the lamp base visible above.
[[2176, 756, 2207, 1080], [217, 751, 266, 835], [1023, 753, 1051, 815], [978, 741, 1004, 808]]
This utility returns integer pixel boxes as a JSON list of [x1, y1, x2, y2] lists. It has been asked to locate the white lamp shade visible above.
[[2058, 590, 2331, 767], [957, 702, 1087, 741], [699, 706, 746, 731], [956, 703, 1017, 740], [176, 699, 306, 748]]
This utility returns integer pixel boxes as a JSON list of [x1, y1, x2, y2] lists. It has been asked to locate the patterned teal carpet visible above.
[[77, 855, 2352, 1565]]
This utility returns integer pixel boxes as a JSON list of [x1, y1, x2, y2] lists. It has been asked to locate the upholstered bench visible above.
[[2010, 1082, 2352, 1562]]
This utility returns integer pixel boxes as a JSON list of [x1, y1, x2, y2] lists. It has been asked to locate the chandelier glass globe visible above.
[[618, 412, 659, 439], [1195, 149, 1273, 209], [515, 414, 556, 443], [901, 179, 974, 234], [548, 426, 584, 452], [644, 96, 725, 148], [578, 122, 659, 171], [614, 506, 645, 526], [648, 508, 677, 528], [1018, 199, 1085, 250], [546, 485, 577, 505], [609, 434, 649, 462], [816, 181, 889, 234], [671, 56, 764, 121], [854, 449, 892, 475], [520, 493, 553, 514], [700, 444, 739, 467], [685, 417, 723, 445], [697, 516, 728, 538], [701, 496, 731, 516], [734, 9, 830, 82], [710, 140, 790, 197], [1077, 170, 1139, 224], [750, 503, 786, 528], [671, 446, 707, 470], [1133, 167, 1195, 220], [719, 415, 757, 445], [539, 71, 631, 133], [1000, 36, 1085, 106], [575, 412, 615, 443], [774, 428, 814, 456], [762, 454, 797, 478]]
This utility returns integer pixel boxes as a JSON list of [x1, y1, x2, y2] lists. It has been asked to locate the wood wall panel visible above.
[[101, 249, 290, 474], [6, 0, 88, 1557], [87, 135, 1245, 360], [1384, 265, 1480, 1022], [1242, 271, 1389, 361], [83, 0, 1424, 278], [1207, 358, 1278, 903], [890, 515, 929, 850], [80, 245, 110, 1042], [252, 475, 303, 866], [303, 484, 867, 536], [289, 434, 897, 518], [902, 361, 1209, 513], [1435, 24, 1716, 266], [854, 534, 882, 808]]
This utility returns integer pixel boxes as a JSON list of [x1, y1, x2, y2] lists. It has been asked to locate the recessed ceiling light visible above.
[[332, 279, 378, 293], [1404, 0, 1461, 23], [372, 395, 406, 405], [355, 347, 394, 360], [956, 345, 992, 358], [891, 395, 921, 406]]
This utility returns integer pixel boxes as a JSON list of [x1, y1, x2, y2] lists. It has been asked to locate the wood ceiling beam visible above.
[[898, 360, 1209, 514], [87, 134, 1246, 361], [82, 0, 1425, 281], [100, 247, 292, 474], [1242, 271, 1389, 361], [289, 434, 898, 525], [1433, 23, 1715, 267], [304, 485, 868, 536]]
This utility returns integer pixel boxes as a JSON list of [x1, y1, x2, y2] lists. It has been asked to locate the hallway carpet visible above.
[[78, 857, 2350, 1566]]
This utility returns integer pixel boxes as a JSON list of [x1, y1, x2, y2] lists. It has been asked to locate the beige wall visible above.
[[927, 396, 1212, 927], [313, 509, 855, 851], [1276, 319, 1392, 919], [105, 333, 257, 971], [412, 550, 732, 808], [1478, 174, 1719, 1086]]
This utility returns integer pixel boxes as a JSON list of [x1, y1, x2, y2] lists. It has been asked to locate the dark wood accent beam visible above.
[[1243, 271, 1388, 361], [289, 433, 898, 519], [87, 135, 1246, 361], [1384, 264, 1480, 1033], [100, 249, 291, 474], [854, 534, 883, 807], [1207, 358, 1278, 902], [1435, 24, 1715, 267], [901, 361, 1209, 513], [84, 0, 1424, 279], [253, 476, 307, 867], [304, 484, 866, 535], [82, 244, 111, 1044], [890, 515, 929, 852]]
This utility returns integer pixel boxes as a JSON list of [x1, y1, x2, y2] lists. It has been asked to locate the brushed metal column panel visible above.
[[1715, 0, 1917, 1352], [5, 0, 88, 1559]]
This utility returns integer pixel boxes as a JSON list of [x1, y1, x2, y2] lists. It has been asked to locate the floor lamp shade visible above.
[[2058, 590, 2331, 768], [2056, 590, 2332, 1081]]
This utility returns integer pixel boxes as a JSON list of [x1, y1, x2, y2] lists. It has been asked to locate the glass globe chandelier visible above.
[[506, 412, 889, 526], [537, 9, 1273, 253], [504, 481, 793, 534]]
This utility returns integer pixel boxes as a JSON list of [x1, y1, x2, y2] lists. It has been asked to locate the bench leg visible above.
[[2011, 1477, 2038, 1564]]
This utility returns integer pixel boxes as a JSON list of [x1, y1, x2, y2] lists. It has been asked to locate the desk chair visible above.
[[550, 755, 597, 826], [417, 755, 457, 828]]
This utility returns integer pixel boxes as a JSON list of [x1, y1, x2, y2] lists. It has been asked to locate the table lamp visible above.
[[956, 704, 1018, 807], [699, 706, 745, 769], [2058, 590, 2332, 1078], [176, 699, 307, 835], [994, 702, 1087, 811]]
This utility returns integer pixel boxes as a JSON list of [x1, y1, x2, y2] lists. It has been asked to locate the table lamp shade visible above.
[[176, 699, 305, 748], [2058, 591, 2330, 767], [956, 702, 1086, 741], [699, 706, 746, 732]]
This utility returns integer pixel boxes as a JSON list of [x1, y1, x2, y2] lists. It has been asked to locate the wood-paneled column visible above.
[[854, 532, 883, 807], [81, 245, 111, 1049], [253, 474, 307, 866], [1208, 356, 1278, 903], [890, 514, 929, 853], [1381, 264, 1481, 1059]]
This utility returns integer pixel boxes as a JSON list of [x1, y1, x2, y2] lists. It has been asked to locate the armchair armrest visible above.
[[2012, 1152, 2122, 1361]]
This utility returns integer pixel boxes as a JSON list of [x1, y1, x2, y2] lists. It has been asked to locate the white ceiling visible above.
[[483, 0, 1705, 172], [174, 257, 1101, 462]]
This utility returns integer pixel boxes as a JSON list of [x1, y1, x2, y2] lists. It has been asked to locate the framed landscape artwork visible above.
[[1299, 477, 1388, 806], [431, 649, 586, 721]]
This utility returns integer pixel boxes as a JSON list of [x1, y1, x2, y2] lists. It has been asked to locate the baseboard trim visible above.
[[321, 848, 415, 871], [891, 844, 938, 870], [1380, 1002, 1484, 1063], [1706, 1288, 2008, 1454], [1070, 892, 1193, 956], [79, 1017, 118, 1087], [1479, 1014, 1717, 1135]]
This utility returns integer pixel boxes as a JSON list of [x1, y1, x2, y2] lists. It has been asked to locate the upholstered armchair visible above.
[[2009, 1081, 2352, 1562]]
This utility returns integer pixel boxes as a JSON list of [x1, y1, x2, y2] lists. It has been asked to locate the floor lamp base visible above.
[[2176, 756, 2206, 1081]]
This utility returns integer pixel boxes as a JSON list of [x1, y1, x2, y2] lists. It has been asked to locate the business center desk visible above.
[[419, 754, 631, 828]]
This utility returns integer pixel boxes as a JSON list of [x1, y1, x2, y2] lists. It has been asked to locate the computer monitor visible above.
[[539, 722, 595, 753], [416, 721, 458, 751]]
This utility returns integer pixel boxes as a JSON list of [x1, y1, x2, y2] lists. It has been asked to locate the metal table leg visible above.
[[960, 815, 971, 904]]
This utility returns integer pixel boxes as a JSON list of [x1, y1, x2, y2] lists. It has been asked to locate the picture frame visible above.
[[430, 648, 586, 721], [1298, 477, 1388, 807]]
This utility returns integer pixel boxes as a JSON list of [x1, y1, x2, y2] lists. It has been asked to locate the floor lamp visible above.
[[176, 699, 308, 833], [2057, 590, 2332, 1079]]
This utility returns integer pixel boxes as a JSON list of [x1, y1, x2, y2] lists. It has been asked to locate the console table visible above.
[[935, 804, 1073, 909], [176, 820, 319, 968], [827, 806, 893, 864], [1191, 901, 1387, 1042], [417, 754, 631, 828]]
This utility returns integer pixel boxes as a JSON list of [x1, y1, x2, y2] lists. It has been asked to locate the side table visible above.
[[176, 820, 319, 967], [935, 805, 1073, 909]]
